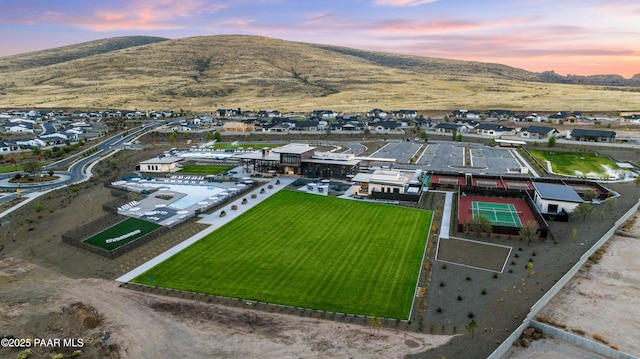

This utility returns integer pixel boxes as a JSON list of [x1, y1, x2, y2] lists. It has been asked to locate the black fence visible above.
[[456, 186, 550, 239]]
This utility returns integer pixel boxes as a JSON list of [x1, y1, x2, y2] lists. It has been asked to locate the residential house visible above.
[[262, 122, 292, 133], [373, 121, 401, 133], [393, 110, 418, 119], [257, 110, 282, 118], [475, 123, 516, 137], [452, 110, 482, 120], [367, 109, 388, 119], [0, 141, 20, 152], [487, 110, 515, 120], [311, 110, 338, 119], [519, 126, 558, 139], [39, 133, 68, 145], [15, 138, 45, 148], [434, 123, 467, 133], [567, 129, 616, 143], [295, 119, 321, 131], [217, 108, 240, 117], [513, 113, 543, 122]]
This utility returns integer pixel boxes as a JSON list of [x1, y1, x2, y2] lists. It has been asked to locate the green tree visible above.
[[34, 201, 43, 213], [183, 130, 190, 139], [420, 130, 427, 140], [583, 190, 598, 201], [368, 316, 382, 336], [205, 131, 213, 142], [518, 220, 539, 246], [464, 215, 492, 236], [466, 319, 478, 338], [457, 133, 463, 142], [214, 131, 222, 142], [547, 136, 556, 147], [634, 176, 640, 187], [23, 161, 42, 177], [572, 202, 595, 221], [31, 147, 41, 156], [169, 131, 177, 143], [452, 129, 457, 141]]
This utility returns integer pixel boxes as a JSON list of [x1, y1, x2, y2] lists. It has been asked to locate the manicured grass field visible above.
[[84, 218, 160, 251], [133, 190, 432, 319], [179, 165, 234, 175], [528, 150, 620, 177]]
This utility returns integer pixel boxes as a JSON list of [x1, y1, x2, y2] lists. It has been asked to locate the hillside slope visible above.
[[0, 36, 169, 73], [0, 35, 639, 112]]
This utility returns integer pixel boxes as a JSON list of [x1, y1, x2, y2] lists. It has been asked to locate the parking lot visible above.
[[370, 141, 423, 164], [416, 141, 524, 174]]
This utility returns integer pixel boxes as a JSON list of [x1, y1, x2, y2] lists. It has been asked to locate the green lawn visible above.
[[84, 218, 160, 251], [528, 150, 621, 177], [179, 165, 234, 175], [133, 190, 432, 319]]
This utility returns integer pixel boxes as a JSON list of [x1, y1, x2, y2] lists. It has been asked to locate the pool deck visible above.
[[116, 176, 297, 283]]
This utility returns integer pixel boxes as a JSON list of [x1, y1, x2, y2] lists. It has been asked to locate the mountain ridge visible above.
[[0, 35, 639, 112]]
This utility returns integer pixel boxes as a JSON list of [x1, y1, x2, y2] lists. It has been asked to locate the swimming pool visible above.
[[143, 184, 226, 209]]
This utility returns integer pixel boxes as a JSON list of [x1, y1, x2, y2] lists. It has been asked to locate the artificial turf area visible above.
[[528, 150, 620, 177], [179, 165, 234, 175], [133, 190, 432, 319], [84, 218, 160, 251]]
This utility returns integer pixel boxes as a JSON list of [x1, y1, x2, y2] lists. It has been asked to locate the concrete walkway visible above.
[[439, 191, 454, 239], [116, 176, 298, 283]]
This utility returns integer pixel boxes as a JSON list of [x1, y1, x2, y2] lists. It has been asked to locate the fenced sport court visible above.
[[471, 201, 523, 228]]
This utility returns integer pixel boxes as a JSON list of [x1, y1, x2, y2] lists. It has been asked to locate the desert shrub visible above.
[[592, 333, 609, 345]]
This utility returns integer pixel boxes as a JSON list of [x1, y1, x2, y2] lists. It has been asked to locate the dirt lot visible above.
[[0, 257, 454, 359], [506, 214, 640, 358]]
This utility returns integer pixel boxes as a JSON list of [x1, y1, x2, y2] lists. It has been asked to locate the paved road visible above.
[[0, 119, 179, 206]]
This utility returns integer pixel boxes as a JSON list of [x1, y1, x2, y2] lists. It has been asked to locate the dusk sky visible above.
[[1, 0, 638, 77]]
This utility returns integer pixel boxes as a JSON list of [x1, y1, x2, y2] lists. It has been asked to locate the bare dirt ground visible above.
[[0, 257, 455, 359], [0, 147, 456, 358], [505, 212, 640, 358]]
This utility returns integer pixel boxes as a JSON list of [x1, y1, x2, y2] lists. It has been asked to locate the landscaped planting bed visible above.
[[133, 190, 432, 319]]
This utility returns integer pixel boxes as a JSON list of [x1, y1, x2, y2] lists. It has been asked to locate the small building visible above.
[[352, 169, 424, 202], [532, 182, 584, 217], [139, 156, 184, 173]]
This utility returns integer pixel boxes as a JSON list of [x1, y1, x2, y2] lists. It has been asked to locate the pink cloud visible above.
[[21, 0, 227, 31], [373, 0, 437, 6], [304, 11, 335, 25]]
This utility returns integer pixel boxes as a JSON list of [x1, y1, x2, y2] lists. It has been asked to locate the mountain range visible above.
[[0, 35, 638, 112]]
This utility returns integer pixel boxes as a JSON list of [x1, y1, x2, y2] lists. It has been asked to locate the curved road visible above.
[[0, 119, 179, 207]]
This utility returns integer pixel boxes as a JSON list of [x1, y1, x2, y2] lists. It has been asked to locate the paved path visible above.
[[439, 191, 454, 239], [116, 176, 297, 282]]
